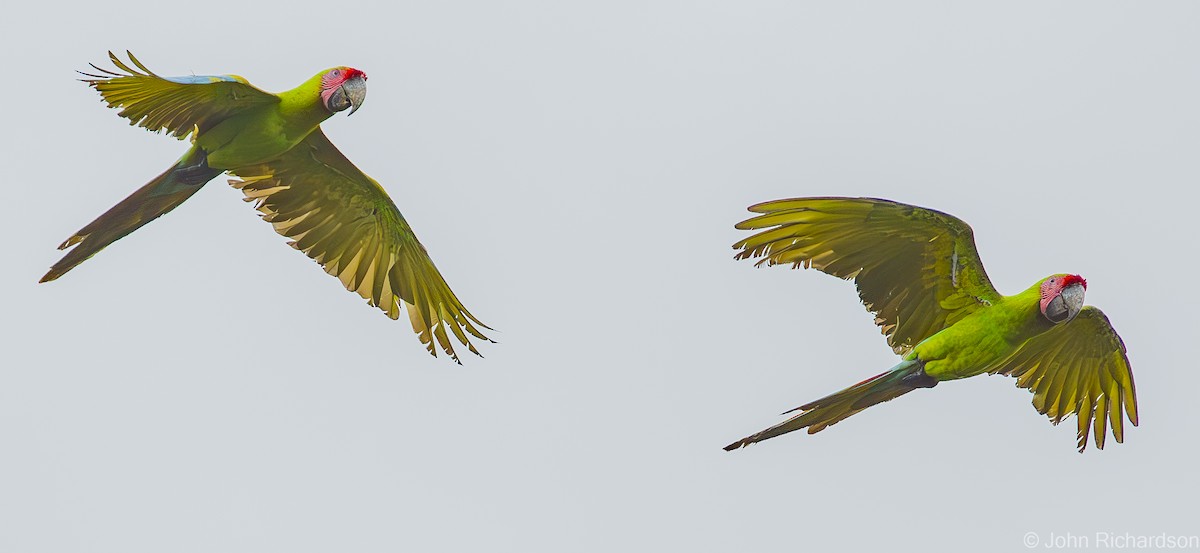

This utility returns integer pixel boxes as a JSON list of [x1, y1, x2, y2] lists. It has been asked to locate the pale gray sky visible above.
[[3, 2, 1198, 552]]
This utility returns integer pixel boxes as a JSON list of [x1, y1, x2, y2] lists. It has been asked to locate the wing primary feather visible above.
[[228, 130, 491, 361]]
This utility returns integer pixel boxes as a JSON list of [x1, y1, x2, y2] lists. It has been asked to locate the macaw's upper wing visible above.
[[82, 51, 278, 138], [989, 307, 1138, 452], [734, 197, 1002, 355], [229, 129, 492, 363]]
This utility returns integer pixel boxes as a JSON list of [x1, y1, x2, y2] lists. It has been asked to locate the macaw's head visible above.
[[1039, 274, 1087, 324], [320, 67, 367, 116]]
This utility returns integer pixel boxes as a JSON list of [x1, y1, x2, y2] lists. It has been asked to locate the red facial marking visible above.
[[1060, 274, 1087, 290], [1039, 274, 1086, 314], [320, 67, 367, 107]]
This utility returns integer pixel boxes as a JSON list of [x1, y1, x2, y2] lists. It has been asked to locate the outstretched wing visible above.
[[229, 129, 492, 363], [82, 51, 278, 138], [735, 197, 1001, 355], [989, 307, 1138, 451]]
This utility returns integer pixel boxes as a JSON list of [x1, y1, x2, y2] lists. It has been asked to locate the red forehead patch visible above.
[[1060, 274, 1087, 290], [321, 67, 367, 91], [1039, 274, 1087, 305], [1039, 274, 1086, 314], [320, 67, 368, 108]]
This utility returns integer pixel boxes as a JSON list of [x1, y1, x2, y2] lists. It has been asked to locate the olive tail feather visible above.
[[724, 359, 935, 451], [40, 147, 220, 283]]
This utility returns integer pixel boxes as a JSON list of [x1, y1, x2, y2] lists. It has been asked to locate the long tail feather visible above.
[[39, 147, 219, 283], [724, 359, 931, 450]]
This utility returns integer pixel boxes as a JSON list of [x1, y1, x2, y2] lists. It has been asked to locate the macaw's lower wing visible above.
[[990, 307, 1138, 452], [734, 197, 1002, 355], [229, 129, 492, 363]]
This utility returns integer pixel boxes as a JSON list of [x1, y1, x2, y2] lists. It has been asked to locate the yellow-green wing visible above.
[[229, 129, 492, 363], [989, 307, 1138, 451], [82, 51, 278, 139], [735, 197, 1001, 355]]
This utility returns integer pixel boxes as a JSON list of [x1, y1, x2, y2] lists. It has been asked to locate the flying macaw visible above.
[[723, 197, 1138, 452], [40, 52, 491, 362]]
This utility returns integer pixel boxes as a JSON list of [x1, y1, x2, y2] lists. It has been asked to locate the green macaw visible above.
[[40, 52, 491, 362], [723, 197, 1138, 452]]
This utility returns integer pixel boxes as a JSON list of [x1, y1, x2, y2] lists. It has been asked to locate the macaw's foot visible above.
[[176, 152, 216, 185], [901, 364, 939, 389]]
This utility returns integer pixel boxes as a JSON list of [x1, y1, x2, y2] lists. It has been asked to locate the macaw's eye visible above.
[[1044, 295, 1070, 323]]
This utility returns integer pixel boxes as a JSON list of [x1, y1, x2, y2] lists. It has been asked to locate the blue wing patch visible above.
[[164, 74, 243, 85]]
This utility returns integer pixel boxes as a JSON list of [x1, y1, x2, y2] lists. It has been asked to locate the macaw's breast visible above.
[[915, 287, 1053, 381], [197, 105, 327, 169]]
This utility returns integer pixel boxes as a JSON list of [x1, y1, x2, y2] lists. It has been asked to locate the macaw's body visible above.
[[41, 52, 491, 362], [724, 197, 1137, 452]]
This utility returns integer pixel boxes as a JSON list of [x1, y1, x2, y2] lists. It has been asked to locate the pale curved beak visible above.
[[342, 76, 367, 116], [1059, 283, 1085, 322], [1046, 283, 1086, 323]]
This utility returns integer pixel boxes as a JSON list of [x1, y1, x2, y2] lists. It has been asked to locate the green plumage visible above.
[[725, 197, 1137, 452], [41, 52, 491, 363]]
